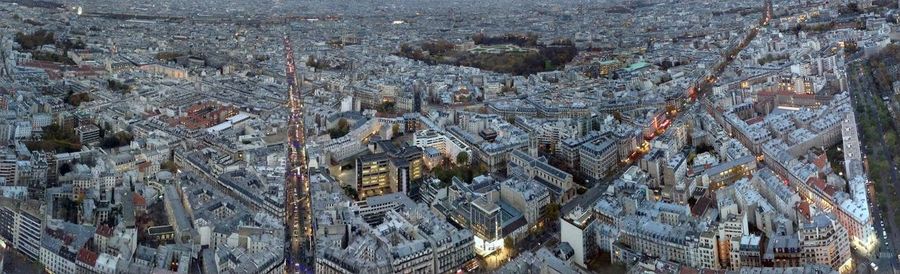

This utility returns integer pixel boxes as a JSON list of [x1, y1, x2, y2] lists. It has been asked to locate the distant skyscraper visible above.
[[412, 80, 424, 113], [413, 88, 422, 113], [0, 36, 14, 80], [339, 96, 353, 112]]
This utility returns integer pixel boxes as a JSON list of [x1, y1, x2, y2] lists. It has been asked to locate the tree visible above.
[[456, 151, 469, 164], [843, 41, 860, 55], [107, 79, 132, 94], [544, 60, 554, 70], [543, 203, 560, 222], [155, 52, 182, 61], [431, 158, 486, 184], [26, 124, 81, 153], [66, 92, 92, 107], [306, 55, 318, 69], [421, 39, 455, 56], [73, 39, 86, 49], [100, 131, 134, 149], [342, 185, 358, 198], [503, 237, 516, 257], [377, 101, 396, 113], [328, 118, 351, 138], [14, 29, 55, 50], [842, 3, 861, 15], [160, 161, 178, 173], [32, 51, 76, 64], [886, 131, 898, 148], [611, 111, 623, 122], [472, 33, 486, 45], [391, 124, 401, 137]]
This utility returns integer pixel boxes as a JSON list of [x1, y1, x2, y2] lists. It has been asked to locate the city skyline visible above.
[[0, 0, 897, 274]]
